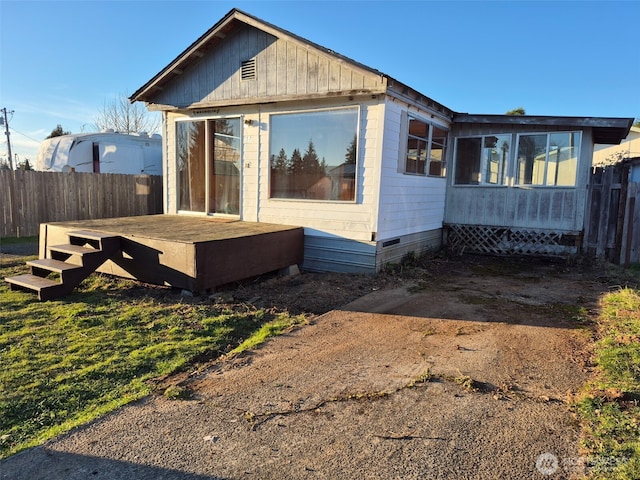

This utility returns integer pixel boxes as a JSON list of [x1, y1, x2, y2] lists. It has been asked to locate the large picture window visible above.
[[516, 132, 580, 186], [404, 116, 447, 177], [270, 108, 359, 201], [454, 134, 511, 185]]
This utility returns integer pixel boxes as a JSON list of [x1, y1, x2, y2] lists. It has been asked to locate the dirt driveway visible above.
[[1, 256, 610, 479]]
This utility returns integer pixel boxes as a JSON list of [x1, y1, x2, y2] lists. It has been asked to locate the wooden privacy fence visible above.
[[1, 170, 163, 238], [584, 160, 640, 265]]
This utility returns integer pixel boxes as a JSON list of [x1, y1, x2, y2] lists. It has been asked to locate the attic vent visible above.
[[241, 59, 256, 80]]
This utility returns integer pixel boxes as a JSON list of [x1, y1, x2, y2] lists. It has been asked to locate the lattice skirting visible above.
[[445, 224, 580, 256]]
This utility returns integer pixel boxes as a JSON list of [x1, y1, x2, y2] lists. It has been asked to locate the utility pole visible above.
[[2, 107, 14, 170]]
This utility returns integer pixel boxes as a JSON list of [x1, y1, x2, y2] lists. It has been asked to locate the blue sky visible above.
[[1, 0, 638, 164]]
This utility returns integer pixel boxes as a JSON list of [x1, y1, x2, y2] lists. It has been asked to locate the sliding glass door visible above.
[[177, 118, 241, 215]]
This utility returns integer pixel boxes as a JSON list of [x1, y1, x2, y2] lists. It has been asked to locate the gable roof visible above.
[[129, 8, 454, 118]]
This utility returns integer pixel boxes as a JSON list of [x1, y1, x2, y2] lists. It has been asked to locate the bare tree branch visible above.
[[94, 92, 160, 134]]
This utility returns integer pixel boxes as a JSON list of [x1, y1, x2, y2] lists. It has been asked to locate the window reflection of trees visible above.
[[270, 110, 358, 201]]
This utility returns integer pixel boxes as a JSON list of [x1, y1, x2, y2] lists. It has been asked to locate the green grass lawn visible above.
[[574, 287, 640, 479], [0, 254, 304, 458]]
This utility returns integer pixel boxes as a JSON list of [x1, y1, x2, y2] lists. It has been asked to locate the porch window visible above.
[[454, 134, 511, 185], [269, 107, 359, 201], [176, 118, 241, 214], [516, 132, 580, 186], [404, 116, 447, 177]]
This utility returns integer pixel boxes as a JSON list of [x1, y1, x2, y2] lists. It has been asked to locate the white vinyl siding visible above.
[[377, 99, 450, 240]]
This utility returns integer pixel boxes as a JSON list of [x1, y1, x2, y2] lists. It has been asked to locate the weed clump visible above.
[[163, 385, 192, 401]]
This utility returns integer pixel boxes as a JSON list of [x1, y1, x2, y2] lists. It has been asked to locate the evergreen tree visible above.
[[320, 157, 328, 175], [272, 148, 289, 172], [289, 148, 303, 175], [345, 135, 357, 164], [302, 140, 320, 174], [270, 148, 289, 197], [289, 148, 303, 192], [18, 159, 33, 171], [46, 124, 70, 139]]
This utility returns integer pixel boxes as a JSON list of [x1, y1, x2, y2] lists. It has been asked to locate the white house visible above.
[[130, 9, 632, 272], [593, 126, 640, 166]]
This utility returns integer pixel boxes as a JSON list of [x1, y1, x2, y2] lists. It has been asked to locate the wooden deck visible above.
[[40, 215, 304, 292]]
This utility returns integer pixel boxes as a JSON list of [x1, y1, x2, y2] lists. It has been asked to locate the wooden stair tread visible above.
[[27, 258, 83, 272], [49, 244, 101, 255], [68, 230, 119, 240], [5, 274, 61, 290]]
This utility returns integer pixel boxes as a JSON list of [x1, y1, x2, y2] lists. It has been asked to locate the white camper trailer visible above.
[[36, 131, 162, 175]]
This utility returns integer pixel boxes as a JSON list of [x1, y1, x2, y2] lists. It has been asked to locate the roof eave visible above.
[[452, 114, 634, 144], [386, 79, 455, 121], [130, 8, 243, 103]]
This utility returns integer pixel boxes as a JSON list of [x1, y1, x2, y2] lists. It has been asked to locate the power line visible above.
[[9, 127, 42, 145]]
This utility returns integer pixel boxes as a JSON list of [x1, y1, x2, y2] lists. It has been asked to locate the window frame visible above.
[[514, 131, 581, 187], [452, 130, 582, 188], [268, 106, 360, 203], [452, 134, 512, 186], [174, 116, 243, 216], [402, 113, 448, 178]]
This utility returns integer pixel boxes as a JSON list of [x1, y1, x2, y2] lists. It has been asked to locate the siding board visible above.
[[276, 39, 287, 96], [328, 62, 340, 91], [318, 56, 329, 92], [258, 30, 270, 97], [286, 41, 297, 94], [307, 52, 318, 94], [296, 46, 308, 94]]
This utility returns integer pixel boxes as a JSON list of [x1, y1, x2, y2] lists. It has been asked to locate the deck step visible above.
[[68, 230, 117, 241], [5, 274, 67, 301], [67, 231, 121, 252], [27, 258, 83, 273], [49, 244, 102, 256], [5, 231, 122, 301], [5, 274, 60, 289]]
